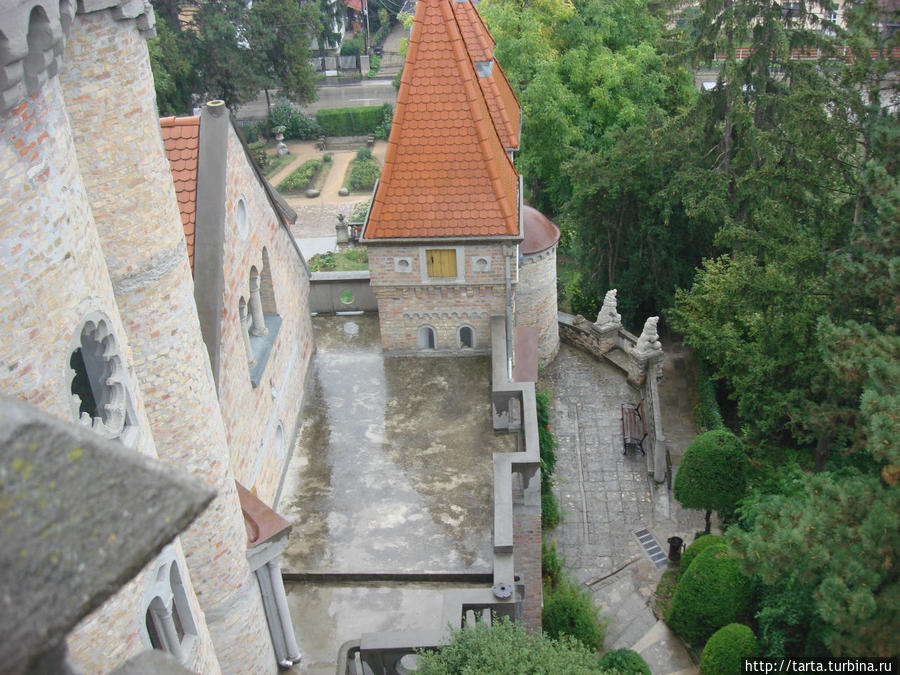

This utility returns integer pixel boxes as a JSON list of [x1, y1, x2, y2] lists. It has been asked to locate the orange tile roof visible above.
[[160, 115, 200, 269], [364, 0, 520, 240], [449, 0, 520, 150]]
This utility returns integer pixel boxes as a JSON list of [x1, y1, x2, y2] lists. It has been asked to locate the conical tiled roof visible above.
[[449, 0, 520, 151], [363, 0, 520, 240]]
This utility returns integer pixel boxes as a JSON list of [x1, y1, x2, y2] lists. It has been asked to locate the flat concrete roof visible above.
[[278, 314, 515, 575]]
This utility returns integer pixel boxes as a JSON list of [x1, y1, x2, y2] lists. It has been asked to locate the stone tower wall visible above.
[[0, 64, 219, 675], [217, 122, 315, 505], [57, 9, 275, 673], [517, 245, 560, 365]]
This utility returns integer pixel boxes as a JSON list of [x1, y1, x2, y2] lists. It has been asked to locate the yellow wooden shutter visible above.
[[426, 249, 457, 278]]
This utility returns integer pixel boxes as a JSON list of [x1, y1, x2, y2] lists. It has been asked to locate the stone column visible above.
[[249, 271, 268, 336], [240, 301, 256, 366]]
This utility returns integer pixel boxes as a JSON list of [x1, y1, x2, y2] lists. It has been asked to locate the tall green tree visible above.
[[148, 9, 199, 115], [247, 0, 319, 113]]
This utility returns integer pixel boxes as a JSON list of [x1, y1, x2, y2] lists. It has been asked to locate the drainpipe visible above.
[[504, 251, 514, 380], [268, 559, 302, 665]]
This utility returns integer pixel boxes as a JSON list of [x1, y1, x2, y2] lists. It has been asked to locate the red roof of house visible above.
[[449, 0, 520, 150], [160, 116, 200, 269], [363, 0, 520, 240]]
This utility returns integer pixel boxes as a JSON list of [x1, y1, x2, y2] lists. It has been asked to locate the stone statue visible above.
[[633, 316, 663, 359], [594, 289, 621, 332]]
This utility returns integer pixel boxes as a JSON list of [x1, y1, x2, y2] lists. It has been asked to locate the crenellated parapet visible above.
[[0, 0, 155, 115]]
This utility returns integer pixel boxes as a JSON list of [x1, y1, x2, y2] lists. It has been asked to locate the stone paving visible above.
[[541, 343, 706, 674]]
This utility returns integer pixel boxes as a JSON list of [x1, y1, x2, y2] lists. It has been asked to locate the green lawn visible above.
[[307, 248, 369, 271]]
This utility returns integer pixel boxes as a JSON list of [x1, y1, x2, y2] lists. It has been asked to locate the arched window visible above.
[[458, 325, 475, 349], [68, 313, 138, 447], [141, 550, 198, 664], [417, 326, 436, 350]]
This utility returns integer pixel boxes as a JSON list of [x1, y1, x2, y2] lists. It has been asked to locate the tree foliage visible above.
[[415, 616, 606, 674]]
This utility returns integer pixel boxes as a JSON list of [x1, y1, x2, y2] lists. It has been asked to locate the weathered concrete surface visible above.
[[541, 343, 705, 674], [285, 581, 482, 675], [278, 314, 515, 575]]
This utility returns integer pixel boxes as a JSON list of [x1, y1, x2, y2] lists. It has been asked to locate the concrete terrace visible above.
[[277, 314, 516, 672]]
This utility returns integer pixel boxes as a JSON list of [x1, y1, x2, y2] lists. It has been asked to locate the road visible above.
[[234, 78, 399, 121]]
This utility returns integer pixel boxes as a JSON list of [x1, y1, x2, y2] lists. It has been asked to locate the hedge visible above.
[[666, 543, 752, 646], [598, 649, 652, 674], [680, 534, 726, 573], [316, 106, 385, 136], [700, 624, 759, 675]]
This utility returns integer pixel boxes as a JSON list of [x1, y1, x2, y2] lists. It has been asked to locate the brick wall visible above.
[[216, 123, 314, 507], [369, 243, 513, 352], [59, 10, 275, 672], [0, 76, 221, 674]]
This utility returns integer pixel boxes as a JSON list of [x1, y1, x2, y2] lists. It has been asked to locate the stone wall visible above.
[[517, 245, 560, 366], [216, 121, 315, 507], [58, 9, 276, 672]]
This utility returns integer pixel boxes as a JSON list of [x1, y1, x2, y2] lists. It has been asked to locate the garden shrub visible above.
[[416, 616, 604, 674], [316, 106, 385, 136], [348, 159, 381, 191], [340, 36, 363, 56], [700, 623, 758, 675], [251, 147, 269, 171], [277, 159, 322, 192], [366, 54, 381, 78], [374, 103, 393, 140], [542, 577, 605, 652], [350, 199, 370, 223], [693, 358, 725, 431], [356, 146, 372, 161], [598, 648, 651, 674], [536, 389, 561, 529], [541, 485, 561, 529], [666, 544, 753, 646], [680, 534, 725, 573], [268, 103, 319, 140]]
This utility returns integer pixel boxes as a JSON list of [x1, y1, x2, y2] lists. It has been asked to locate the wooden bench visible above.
[[316, 135, 327, 151], [621, 400, 647, 456], [366, 133, 375, 147]]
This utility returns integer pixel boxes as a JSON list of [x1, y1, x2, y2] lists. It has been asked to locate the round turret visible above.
[[518, 205, 561, 365]]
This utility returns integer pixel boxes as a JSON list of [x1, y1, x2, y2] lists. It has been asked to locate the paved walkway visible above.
[[541, 344, 705, 674]]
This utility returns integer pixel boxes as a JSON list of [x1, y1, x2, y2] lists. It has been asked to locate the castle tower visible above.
[[517, 206, 561, 365], [0, 3, 220, 672], [55, 4, 275, 672], [361, 0, 522, 354]]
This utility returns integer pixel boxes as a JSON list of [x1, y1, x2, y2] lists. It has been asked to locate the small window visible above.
[[459, 326, 475, 349], [236, 197, 249, 238], [426, 249, 457, 278], [417, 326, 436, 350]]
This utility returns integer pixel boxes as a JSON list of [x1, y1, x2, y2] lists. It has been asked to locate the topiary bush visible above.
[[598, 648, 651, 674], [673, 429, 748, 533], [666, 544, 753, 647], [700, 623, 759, 675], [542, 577, 606, 652], [680, 534, 726, 573]]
